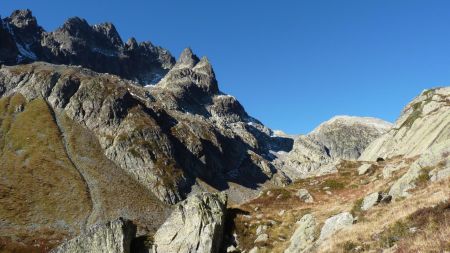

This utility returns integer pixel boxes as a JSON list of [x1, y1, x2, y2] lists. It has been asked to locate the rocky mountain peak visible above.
[[158, 48, 219, 95], [125, 37, 138, 50], [310, 115, 392, 136], [59, 16, 91, 36], [176, 47, 200, 68], [92, 22, 123, 47], [8, 9, 36, 28]]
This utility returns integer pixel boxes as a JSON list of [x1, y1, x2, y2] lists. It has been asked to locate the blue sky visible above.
[[3, 1, 450, 134]]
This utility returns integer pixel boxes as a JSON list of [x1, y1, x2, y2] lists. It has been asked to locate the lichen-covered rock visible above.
[[318, 212, 354, 241], [357, 163, 373, 175], [284, 214, 317, 253], [429, 167, 450, 182], [297, 189, 314, 203], [389, 162, 422, 199], [389, 145, 449, 199], [383, 161, 406, 179], [51, 218, 136, 253], [361, 192, 382, 211], [152, 192, 227, 253], [254, 233, 269, 243]]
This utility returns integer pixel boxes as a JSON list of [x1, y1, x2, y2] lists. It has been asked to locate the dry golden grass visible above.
[[0, 95, 92, 251], [316, 177, 450, 252]]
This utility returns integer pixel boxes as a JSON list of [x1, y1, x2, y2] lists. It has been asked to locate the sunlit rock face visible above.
[[279, 116, 391, 179]]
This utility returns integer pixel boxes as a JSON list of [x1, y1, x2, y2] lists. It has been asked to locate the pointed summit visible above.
[[60, 17, 91, 36], [9, 9, 36, 28], [193, 56, 216, 79], [93, 22, 123, 46], [176, 47, 199, 68]]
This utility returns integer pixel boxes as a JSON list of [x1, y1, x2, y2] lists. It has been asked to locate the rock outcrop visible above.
[[297, 189, 314, 203], [360, 87, 450, 161], [51, 218, 136, 253], [361, 192, 383, 211], [152, 192, 227, 253], [389, 145, 449, 199], [0, 9, 174, 84], [280, 116, 391, 179], [284, 214, 317, 253], [318, 212, 354, 241]]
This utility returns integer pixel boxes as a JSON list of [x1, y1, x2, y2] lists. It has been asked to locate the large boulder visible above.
[[361, 192, 382, 211], [284, 214, 317, 253], [51, 218, 136, 253], [318, 212, 354, 241], [297, 189, 314, 203], [152, 192, 227, 253], [357, 163, 373, 175]]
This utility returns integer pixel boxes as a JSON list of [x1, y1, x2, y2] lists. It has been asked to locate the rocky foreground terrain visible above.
[[0, 9, 449, 253]]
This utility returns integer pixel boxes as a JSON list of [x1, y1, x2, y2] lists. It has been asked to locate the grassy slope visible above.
[[0, 94, 170, 252], [232, 158, 450, 252], [57, 112, 170, 234], [0, 94, 91, 252]]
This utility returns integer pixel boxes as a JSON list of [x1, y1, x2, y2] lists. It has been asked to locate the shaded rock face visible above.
[[0, 9, 174, 84], [360, 87, 450, 161], [51, 218, 136, 253], [152, 192, 227, 253], [280, 116, 391, 179]]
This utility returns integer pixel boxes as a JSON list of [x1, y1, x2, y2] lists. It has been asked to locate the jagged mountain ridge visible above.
[[0, 9, 174, 84]]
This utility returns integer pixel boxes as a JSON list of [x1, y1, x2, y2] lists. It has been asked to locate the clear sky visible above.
[[2, 0, 450, 134]]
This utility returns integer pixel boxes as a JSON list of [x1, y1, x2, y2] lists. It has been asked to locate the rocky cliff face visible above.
[[279, 116, 391, 179], [0, 9, 174, 84], [360, 87, 450, 161]]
